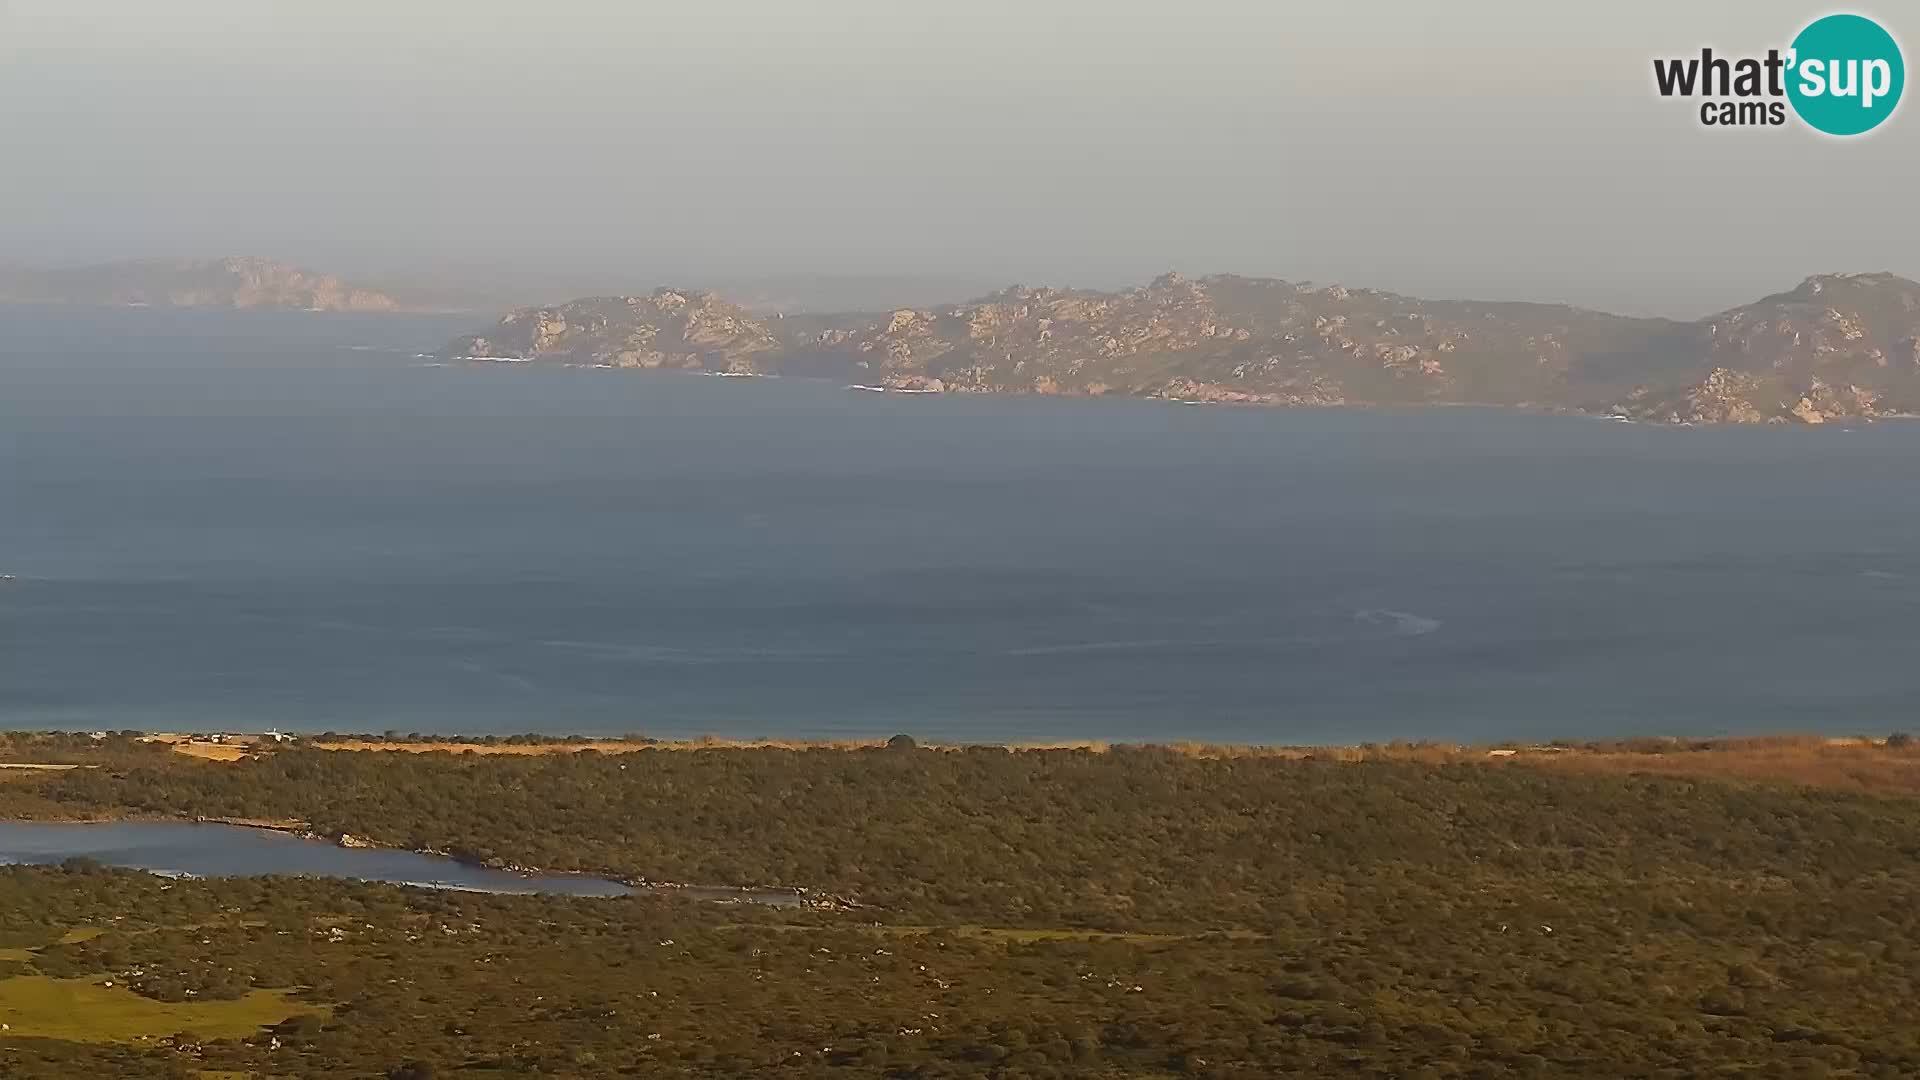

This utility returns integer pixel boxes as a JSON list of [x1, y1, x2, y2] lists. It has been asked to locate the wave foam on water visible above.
[[1353, 608, 1442, 636]]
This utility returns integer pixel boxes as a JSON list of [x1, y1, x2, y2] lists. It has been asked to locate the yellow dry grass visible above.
[[169, 743, 252, 762], [0, 975, 323, 1044], [307, 736, 906, 755], [306, 737, 1463, 759], [311, 739, 661, 756], [141, 731, 1920, 797], [141, 735, 253, 762], [1505, 734, 1920, 798]]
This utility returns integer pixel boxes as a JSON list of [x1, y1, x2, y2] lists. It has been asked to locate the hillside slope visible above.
[[443, 272, 1920, 424]]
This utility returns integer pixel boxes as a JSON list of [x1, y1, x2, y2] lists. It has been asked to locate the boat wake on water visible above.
[[1353, 608, 1442, 636]]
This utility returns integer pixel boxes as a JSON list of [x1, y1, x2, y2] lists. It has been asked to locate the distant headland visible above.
[[0, 256, 455, 313], [442, 271, 1920, 425]]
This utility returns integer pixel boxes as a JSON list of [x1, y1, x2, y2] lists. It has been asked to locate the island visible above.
[[0, 257, 427, 313], [443, 271, 1920, 425]]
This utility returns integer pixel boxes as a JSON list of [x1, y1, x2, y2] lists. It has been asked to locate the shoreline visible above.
[[0, 812, 847, 909], [141, 729, 1912, 758], [110, 729, 1920, 800], [436, 357, 1915, 428], [7, 731, 1915, 902]]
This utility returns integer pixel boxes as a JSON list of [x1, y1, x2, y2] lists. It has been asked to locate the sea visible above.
[[4, 304, 1919, 745]]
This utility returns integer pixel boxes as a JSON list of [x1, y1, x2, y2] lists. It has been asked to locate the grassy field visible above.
[[0, 975, 321, 1043], [1512, 734, 1920, 796]]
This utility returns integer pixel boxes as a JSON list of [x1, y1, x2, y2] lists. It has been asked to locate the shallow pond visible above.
[[0, 820, 636, 897]]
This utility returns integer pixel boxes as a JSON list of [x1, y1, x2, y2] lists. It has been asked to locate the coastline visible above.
[[439, 356, 1920, 428], [7, 731, 1913, 903], [99, 727, 1915, 763], [0, 812, 846, 908], [263, 730, 1915, 760], [102, 728, 1920, 803]]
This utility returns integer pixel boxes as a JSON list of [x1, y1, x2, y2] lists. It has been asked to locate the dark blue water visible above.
[[0, 820, 631, 896], [5, 305, 1920, 744]]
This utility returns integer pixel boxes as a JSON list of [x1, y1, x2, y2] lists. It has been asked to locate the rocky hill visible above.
[[449, 290, 782, 371], [443, 272, 1920, 424], [1617, 273, 1920, 424], [0, 257, 409, 312]]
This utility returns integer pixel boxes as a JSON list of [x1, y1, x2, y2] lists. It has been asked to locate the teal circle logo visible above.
[[1787, 14, 1904, 135]]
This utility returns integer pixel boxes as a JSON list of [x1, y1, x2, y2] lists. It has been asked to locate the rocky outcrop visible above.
[[1609, 274, 1920, 424], [447, 290, 781, 371], [442, 271, 1920, 424], [0, 257, 408, 311], [815, 273, 1671, 409]]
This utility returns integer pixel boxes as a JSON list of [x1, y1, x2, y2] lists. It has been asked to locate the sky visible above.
[[1, 0, 1915, 316]]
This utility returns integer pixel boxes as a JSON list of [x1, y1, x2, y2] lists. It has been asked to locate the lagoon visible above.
[[0, 820, 634, 897]]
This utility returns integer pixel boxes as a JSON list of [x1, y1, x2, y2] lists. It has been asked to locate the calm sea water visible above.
[[4, 305, 1920, 744]]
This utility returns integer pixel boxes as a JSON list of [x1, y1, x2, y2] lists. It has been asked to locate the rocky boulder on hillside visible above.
[[1616, 274, 1920, 424]]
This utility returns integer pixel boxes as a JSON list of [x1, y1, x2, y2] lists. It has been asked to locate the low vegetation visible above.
[[0, 732, 1916, 1076]]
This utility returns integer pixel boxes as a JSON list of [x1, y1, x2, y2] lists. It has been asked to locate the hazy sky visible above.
[[2, 0, 1915, 316]]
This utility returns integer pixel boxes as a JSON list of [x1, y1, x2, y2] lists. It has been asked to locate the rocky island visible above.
[[444, 271, 1920, 424], [0, 256, 414, 312]]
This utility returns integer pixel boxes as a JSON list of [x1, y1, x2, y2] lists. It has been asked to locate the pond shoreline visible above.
[[0, 813, 853, 908]]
